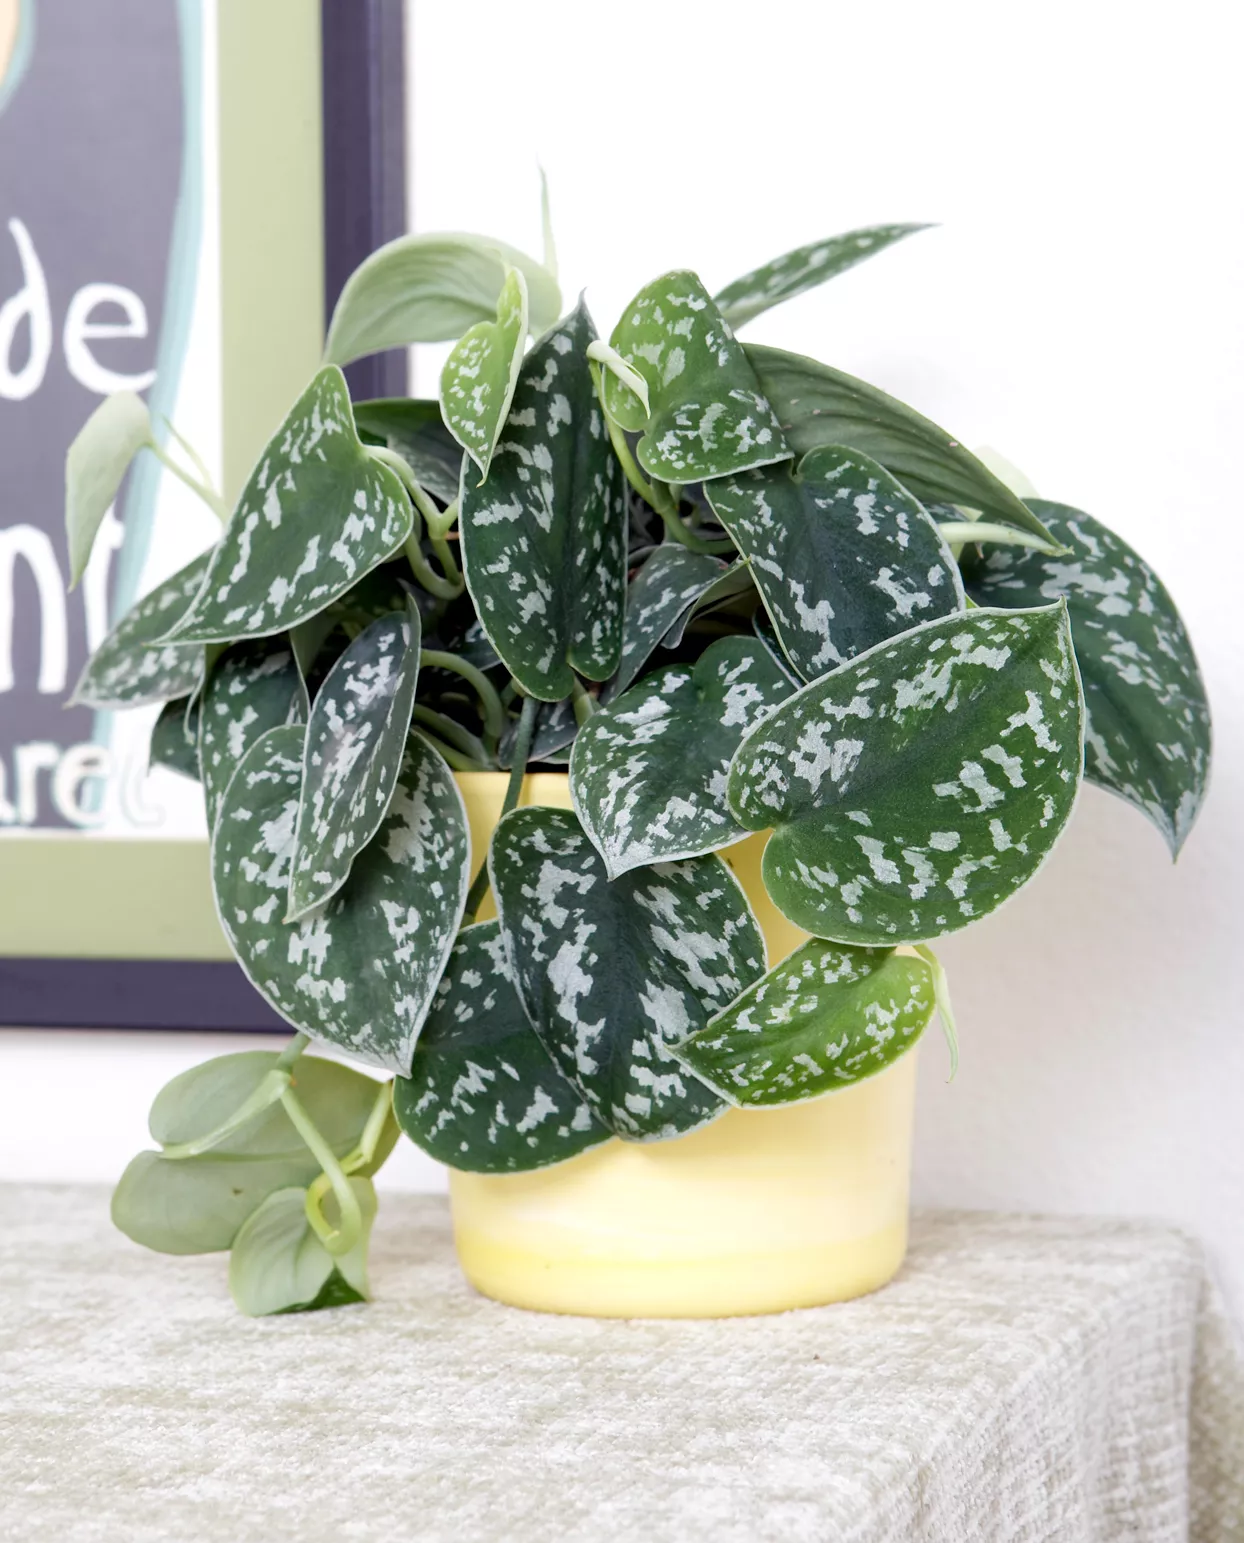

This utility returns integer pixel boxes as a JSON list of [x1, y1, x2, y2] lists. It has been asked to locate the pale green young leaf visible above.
[[602, 270, 790, 482], [71, 551, 211, 708], [747, 344, 1057, 546], [323, 231, 561, 366], [394, 921, 610, 1173], [198, 636, 307, 832], [165, 367, 412, 644], [352, 398, 464, 505], [460, 298, 627, 698], [570, 637, 791, 877], [65, 390, 153, 587], [728, 605, 1083, 944], [288, 598, 422, 920], [704, 445, 965, 680], [212, 726, 469, 1074], [715, 223, 933, 329], [671, 938, 935, 1107], [439, 266, 528, 483], [489, 806, 765, 1140], [228, 1180, 376, 1317], [963, 500, 1211, 854], [605, 544, 734, 700]]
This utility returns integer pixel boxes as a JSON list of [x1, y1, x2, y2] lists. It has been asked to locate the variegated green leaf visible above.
[[149, 695, 200, 781], [498, 695, 577, 768], [672, 939, 935, 1107], [323, 232, 561, 366], [166, 368, 412, 644], [705, 445, 964, 680], [489, 806, 765, 1139], [728, 605, 1083, 944], [606, 544, 733, 700], [71, 552, 210, 708], [963, 501, 1210, 854], [460, 298, 627, 698], [212, 726, 469, 1074], [199, 637, 307, 832], [228, 1180, 376, 1317], [602, 270, 790, 483], [661, 562, 754, 649], [288, 599, 422, 920], [65, 390, 153, 587], [715, 223, 933, 330], [352, 398, 464, 506], [570, 637, 792, 877], [394, 921, 610, 1172], [748, 344, 1057, 546], [440, 266, 528, 483]]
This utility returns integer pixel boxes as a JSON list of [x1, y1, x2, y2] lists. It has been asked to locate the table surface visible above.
[[1, 1186, 1241, 1543]]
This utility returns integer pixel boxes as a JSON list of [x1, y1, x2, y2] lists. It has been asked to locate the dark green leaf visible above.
[[715, 223, 933, 329], [606, 544, 733, 700], [440, 266, 527, 482], [661, 562, 754, 649], [498, 695, 577, 768], [489, 806, 765, 1139], [228, 1180, 375, 1317], [149, 695, 200, 782], [672, 939, 934, 1107], [705, 445, 964, 680], [963, 500, 1210, 854], [65, 391, 152, 587], [747, 344, 1056, 545], [352, 398, 464, 506], [394, 921, 610, 1172], [198, 636, 307, 832], [571, 637, 792, 877], [71, 552, 210, 708], [728, 605, 1083, 944], [460, 298, 627, 698], [166, 367, 412, 644]]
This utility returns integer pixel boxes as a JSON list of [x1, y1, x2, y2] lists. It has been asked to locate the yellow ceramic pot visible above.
[[448, 771, 917, 1318]]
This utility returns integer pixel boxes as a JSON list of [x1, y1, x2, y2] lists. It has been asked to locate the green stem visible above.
[[372, 446, 465, 599], [421, 650, 508, 747], [415, 728, 490, 772], [276, 1031, 310, 1071], [280, 1086, 363, 1258], [913, 944, 959, 1082], [160, 415, 218, 495], [463, 693, 538, 922], [571, 677, 597, 725], [150, 441, 229, 524], [160, 1068, 290, 1160], [343, 1081, 394, 1176], [938, 521, 1060, 556], [412, 705, 492, 766]]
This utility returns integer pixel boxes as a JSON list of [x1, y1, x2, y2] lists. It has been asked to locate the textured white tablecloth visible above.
[[0, 1186, 1240, 1542]]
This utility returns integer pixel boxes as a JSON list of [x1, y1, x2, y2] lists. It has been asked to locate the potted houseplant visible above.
[[64, 213, 1211, 1318]]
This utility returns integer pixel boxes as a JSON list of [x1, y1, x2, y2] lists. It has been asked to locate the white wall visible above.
[[3, 0, 1240, 1320]]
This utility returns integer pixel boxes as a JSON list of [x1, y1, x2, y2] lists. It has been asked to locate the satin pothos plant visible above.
[[65, 211, 1211, 1316]]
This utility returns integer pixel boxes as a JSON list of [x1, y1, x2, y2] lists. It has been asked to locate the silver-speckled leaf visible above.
[[748, 344, 1056, 546], [352, 398, 464, 505], [439, 266, 527, 483], [963, 500, 1211, 854], [728, 605, 1083, 944], [166, 368, 412, 644], [605, 544, 732, 700], [714, 224, 933, 330], [672, 939, 935, 1107], [705, 446, 964, 680], [489, 806, 765, 1140], [288, 599, 422, 920], [212, 726, 469, 1073], [71, 552, 210, 708], [394, 921, 610, 1173], [601, 270, 789, 483], [228, 1179, 376, 1317], [661, 562, 754, 650], [199, 637, 307, 832], [460, 299, 627, 699], [149, 695, 200, 782], [498, 695, 578, 768], [571, 637, 792, 877]]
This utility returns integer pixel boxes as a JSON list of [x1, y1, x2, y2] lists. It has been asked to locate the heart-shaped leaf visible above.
[[149, 695, 201, 781], [489, 806, 765, 1139], [601, 270, 790, 483], [672, 938, 935, 1107], [288, 599, 422, 920], [228, 1180, 376, 1317], [748, 344, 1057, 546], [571, 637, 792, 877], [439, 266, 528, 483], [962, 500, 1211, 854], [460, 298, 628, 698], [352, 398, 464, 505], [660, 562, 754, 649], [606, 544, 733, 700], [65, 390, 153, 587], [715, 223, 933, 329], [394, 921, 610, 1172], [199, 637, 307, 832], [324, 232, 561, 366], [71, 551, 211, 708], [212, 725, 469, 1073], [728, 605, 1083, 944], [166, 367, 412, 644], [705, 445, 965, 680]]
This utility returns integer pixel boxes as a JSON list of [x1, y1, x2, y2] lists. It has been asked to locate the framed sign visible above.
[[0, 0, 407, 1028]]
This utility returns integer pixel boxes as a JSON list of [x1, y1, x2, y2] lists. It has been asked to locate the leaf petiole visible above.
[[463, 693, 538, 922], [159, 1068, 291, 1160], [150, 439, 229, 524], [280, 1085, 364, 1258], [420, 650, 508, 747]]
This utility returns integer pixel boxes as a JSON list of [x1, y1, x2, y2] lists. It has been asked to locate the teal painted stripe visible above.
[[0, 0, 35, 117]]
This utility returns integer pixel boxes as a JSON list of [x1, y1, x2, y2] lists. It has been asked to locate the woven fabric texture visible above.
[[0, 1186, 1240, 1542]]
